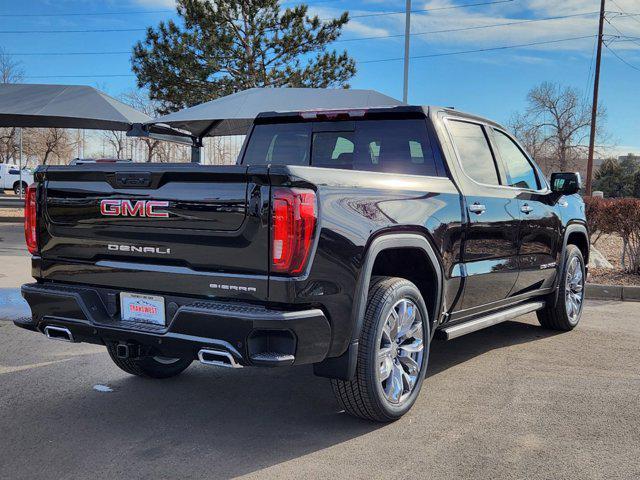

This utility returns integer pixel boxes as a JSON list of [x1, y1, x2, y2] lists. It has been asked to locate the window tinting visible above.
[[242, 119, 441, 176], [243, 123, 310, 166], [312, 132, 355, 169], [352, 120, 435, 175], [493, 130, 539, 190], [448, 120, 500, 185]]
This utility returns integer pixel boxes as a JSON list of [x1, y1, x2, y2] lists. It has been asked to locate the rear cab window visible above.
[[242, 115, 446, 177], [446, 119, 501, 186]]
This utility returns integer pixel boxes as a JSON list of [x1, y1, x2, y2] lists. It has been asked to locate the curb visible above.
[[0, 217, 22, 223], [586, 283, 640, 302]]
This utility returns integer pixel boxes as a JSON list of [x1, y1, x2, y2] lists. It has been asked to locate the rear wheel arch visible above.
[[313, 232, 444, 381], [352, 232, 444, 342]]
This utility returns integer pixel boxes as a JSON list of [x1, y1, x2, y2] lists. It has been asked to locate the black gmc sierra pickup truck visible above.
[[17, 105, 588, 422]]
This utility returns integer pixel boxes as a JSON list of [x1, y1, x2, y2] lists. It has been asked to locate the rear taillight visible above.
[[24, 183, 38, 255], [271, 188, 317, 275]]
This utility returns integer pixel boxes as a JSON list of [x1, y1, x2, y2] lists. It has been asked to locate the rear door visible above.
[[444, 119, 521, 312], [489, 127, 562, 294]]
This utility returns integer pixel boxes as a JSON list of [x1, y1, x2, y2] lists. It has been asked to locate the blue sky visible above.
[[1, 0, 638, 155]]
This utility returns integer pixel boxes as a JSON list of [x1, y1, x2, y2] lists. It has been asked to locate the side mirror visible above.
[[550, 172, 581, 195]]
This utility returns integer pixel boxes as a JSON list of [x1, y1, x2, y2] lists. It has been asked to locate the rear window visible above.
[[242, 119, 443, 176]]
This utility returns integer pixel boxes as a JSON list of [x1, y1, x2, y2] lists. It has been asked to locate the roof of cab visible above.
[[254, 104, 506, 131]]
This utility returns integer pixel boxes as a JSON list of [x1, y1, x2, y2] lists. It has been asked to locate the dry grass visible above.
[[590, 234, 640, 286]]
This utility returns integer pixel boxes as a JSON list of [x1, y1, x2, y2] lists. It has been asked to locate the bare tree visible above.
[[508, 82, 606, 175], [0, 49, 25, 164], [0, 128, 18, 164], [0, 47, 24, 84], [30, 128, 74, 165], [103, 130, 127, 159], [120, 91, 162, 162]]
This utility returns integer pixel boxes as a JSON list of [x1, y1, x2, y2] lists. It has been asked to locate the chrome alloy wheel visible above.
[[376, 298, 425, 405], [565, 256, 584, 324]]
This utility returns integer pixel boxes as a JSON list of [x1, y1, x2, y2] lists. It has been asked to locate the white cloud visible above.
[[132, 0, 176, 7], [326, 0, 640, 55]]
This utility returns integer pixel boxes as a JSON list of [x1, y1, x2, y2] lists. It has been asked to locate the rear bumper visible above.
[[18, 282, 331, 367]]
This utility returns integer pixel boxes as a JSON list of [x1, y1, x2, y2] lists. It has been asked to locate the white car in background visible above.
[[0, 164, 34, 195]]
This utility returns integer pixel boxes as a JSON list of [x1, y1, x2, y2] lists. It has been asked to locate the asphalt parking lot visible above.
[[1, 222, 639, 479]]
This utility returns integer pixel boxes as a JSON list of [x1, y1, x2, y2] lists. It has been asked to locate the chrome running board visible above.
[[441, 301, 546, 340]]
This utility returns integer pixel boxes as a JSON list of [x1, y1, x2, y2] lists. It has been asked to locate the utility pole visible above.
[[403, 0, 411, 103], [586, 0, 606, 196]]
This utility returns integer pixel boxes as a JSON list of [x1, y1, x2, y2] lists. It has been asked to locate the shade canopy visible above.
[[151, 87, 404, 138], [0, 84, 152, 131]]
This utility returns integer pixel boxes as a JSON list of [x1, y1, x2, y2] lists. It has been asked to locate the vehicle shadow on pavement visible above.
[[1, 319, 558, 479], [428, 319, 560, 377]]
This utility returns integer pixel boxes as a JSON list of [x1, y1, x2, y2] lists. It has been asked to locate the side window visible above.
[[312, 132, 355, 169], [242, 123, 310, 165], [493, 130, 539, 190], [448, 120, 500, 185], [353, 119, 438, 176]]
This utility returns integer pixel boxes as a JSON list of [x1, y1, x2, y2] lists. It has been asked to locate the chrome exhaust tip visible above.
[[197, 348, 242, 368], [43, 325, 74, 343]]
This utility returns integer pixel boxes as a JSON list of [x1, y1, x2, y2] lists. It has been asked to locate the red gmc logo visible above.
[[100, 200, 170, 218]]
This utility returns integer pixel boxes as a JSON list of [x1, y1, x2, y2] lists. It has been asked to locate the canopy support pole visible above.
[[191, 137, 203, 163], [18, 127, 23, 199]]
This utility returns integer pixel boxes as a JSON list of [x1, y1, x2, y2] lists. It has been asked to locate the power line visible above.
[[583, 34, 599, 107], [337, 11, 598, 43], [358, 35, 596, 64], [604, 42, 640, 70], [1, 0, 518, 35], [604, 15, 640, 47], [0, 9, 173, 17], [24, 35, 596, 78], [5, 11, 599, 55], [1, 0, 513, 30], [608, 11, 640, 16], [609, 0, 640, 24], [0, 28, 146, 34], [9, 51, 131, 57], [348, 0, 515, 20], [26, 74, 135, 79]]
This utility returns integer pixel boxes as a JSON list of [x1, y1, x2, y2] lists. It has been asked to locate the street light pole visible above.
[[586, 0, 606, 196], [403, 0, 412, 103]]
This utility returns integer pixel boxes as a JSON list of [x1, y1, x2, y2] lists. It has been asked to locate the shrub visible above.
[[584, 196, 613, 245], [606, 198, 640, 274], [585, 197, 640, 273]]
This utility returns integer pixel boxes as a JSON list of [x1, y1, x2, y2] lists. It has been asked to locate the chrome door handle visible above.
[[521, 204, 533, 214], [468, 203, 486, 214]]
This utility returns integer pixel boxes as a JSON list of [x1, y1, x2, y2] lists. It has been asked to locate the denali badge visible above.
[[108, 244, 171, 255], [100, 199, 170, 218]]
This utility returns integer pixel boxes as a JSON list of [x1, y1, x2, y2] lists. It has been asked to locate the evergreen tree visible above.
[[132, 0, 356, 114], [593, 157, 639, 198]]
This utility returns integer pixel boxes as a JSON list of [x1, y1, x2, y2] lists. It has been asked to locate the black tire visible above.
[[13, 182, 27, 196], [106, 344, 192, 379], [537, 245, 585, 331], [331, 276, 430, 422]]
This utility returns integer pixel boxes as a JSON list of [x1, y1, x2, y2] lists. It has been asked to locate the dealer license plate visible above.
[[120, 292, 166, 325]]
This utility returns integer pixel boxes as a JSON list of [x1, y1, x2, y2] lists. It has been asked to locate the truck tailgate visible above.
[[37, 164, 270, 299]]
